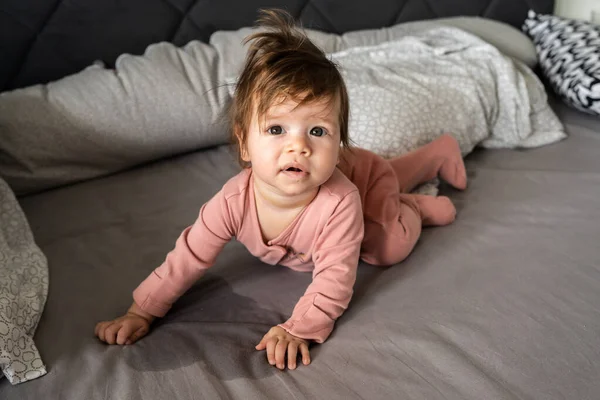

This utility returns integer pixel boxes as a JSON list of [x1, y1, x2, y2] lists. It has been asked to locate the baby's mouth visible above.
[[281, 163, 308, 178], [281, 162, 307, 172]]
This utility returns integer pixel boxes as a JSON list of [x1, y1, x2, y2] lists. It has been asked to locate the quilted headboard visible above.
[[1, 0, 554, 92]]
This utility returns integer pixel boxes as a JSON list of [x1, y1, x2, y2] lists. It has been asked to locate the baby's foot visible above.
[[413, 194, 456, 227], [434, 134, 467, 190]]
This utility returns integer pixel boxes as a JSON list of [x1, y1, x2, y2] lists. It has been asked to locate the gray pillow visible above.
[[0, 16, 535, 195], [0, 176, 48, 384], [439, 16, 537, 67], [0, 42, 231, 195]]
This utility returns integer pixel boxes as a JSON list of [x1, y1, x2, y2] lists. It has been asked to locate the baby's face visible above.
[[242, 96, 341, 200]]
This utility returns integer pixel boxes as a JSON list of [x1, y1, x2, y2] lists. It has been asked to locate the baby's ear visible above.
[[240, 147, 250, 162], [233, 124, 250, 162]]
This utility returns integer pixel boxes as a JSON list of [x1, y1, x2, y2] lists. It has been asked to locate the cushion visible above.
[[437, 16, 537, 67], [0, 176, 48, 384], [523, 10, 600, 116], [0, 41, 231, 196]]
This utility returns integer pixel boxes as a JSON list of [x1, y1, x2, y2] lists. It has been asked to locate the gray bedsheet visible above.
[[1, 97, 599, 399]]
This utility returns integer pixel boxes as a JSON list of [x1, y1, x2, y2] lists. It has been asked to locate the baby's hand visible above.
[[255, 326, 311, 370], [95, 304, 154, 345]]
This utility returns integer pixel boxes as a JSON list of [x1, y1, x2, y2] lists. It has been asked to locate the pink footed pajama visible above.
[[338, 134, 467, 266]]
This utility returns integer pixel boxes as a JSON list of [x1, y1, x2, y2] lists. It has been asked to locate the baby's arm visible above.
[[279, 190, 364, 342], [256, 190, 364, 368], [95, 189, 235, 344]]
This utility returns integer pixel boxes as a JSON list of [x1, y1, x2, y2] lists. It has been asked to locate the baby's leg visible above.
[[412, 194, 456, 227], [361, 194, 422, 267], [388, 134, 467, 193], [361, 194, 457, 266]]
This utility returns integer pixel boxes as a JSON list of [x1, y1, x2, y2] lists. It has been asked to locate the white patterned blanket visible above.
[[0, 177, 48, 384]]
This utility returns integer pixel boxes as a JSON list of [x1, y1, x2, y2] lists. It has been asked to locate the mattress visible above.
[[1, 94, 599, 399]]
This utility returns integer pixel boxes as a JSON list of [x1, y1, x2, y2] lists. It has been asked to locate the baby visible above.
[[95, 9, 466, 371]]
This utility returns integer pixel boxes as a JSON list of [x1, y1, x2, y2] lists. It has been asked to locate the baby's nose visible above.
[[287, 135, 310, 154]]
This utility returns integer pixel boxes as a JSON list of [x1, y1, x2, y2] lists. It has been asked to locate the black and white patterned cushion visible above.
[[523, 10, 600, 116]]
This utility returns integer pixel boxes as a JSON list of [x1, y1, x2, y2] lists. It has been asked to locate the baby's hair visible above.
[[229, 8, 351, 166]]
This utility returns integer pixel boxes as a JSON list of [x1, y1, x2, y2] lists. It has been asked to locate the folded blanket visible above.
[[0, 177, 48, 384]]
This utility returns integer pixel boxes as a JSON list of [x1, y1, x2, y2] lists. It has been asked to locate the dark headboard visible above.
[[1, 0, 554, 92]]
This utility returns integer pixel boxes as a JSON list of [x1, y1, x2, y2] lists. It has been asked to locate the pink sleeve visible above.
[[133, 190, 236, 317], [278, 190, 364, 343]]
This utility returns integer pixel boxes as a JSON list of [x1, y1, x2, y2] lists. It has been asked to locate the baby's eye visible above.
[[310, 127, 326, 137], [267, 126, 283, 135]]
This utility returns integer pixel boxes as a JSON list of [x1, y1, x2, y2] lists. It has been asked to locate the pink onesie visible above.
[[134, 167, 364, 343], [133, 148, 420, 343]]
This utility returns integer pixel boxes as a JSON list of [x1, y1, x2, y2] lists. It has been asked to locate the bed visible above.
[[2, 0, 600, 399]]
